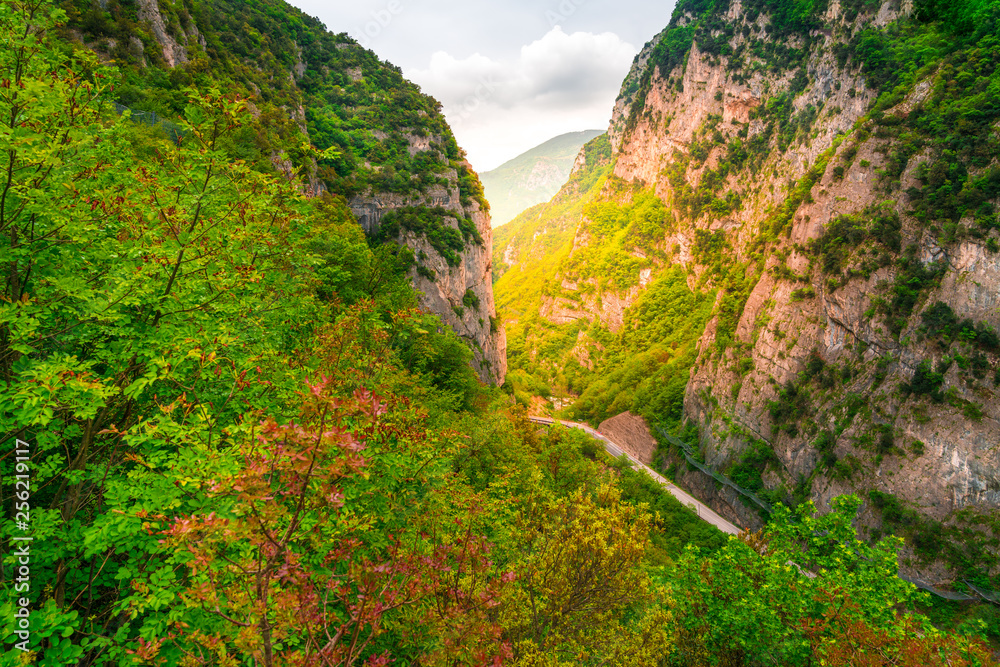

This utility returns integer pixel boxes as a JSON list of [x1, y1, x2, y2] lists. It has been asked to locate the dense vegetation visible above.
[[567, 267, 713, 427], [2, 0, 999, 663], [376, 206, 482, 268], [495, 135, 715, 432], [58, 0, 489, 269], [0, 3, 706, 663]]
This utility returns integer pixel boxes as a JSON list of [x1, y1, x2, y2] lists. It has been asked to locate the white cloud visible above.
[[406, 27, 636, 170]]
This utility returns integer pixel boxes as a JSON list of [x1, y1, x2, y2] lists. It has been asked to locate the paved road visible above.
[[529, 416, 742, 535], [528, 418, 1000, 603]]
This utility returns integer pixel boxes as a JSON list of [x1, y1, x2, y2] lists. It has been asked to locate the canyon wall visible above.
[[499, 0, 1000, 579]]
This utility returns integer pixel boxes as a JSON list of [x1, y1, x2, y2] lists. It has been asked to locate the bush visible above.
[[791, 286, 816, 301], [376, 206, 482, 266], [903, 360, 946, 401]]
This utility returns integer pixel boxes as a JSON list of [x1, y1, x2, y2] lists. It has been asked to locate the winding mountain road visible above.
[[528, 416, 742, 535], [528, 417, 1000, 604]]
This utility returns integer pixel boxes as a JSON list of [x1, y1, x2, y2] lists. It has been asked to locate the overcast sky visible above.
[[287, 0, 675, 171]]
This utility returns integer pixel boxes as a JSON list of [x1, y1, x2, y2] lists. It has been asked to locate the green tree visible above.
[[498, 484, 673, 665], [667, 496, 942, 666], [0, 4, 322, 660], [143, 380, 508, 666]]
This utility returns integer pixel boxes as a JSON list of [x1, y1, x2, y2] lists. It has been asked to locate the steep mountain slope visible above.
[[65, 0, 505, 382], [497, 0, 1000, 584], [481, 129, 603, 227]]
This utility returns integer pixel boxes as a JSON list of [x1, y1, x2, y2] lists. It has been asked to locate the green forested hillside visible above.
[[56, 0, 504, 386], [495, 136, 713, 432], [62, 0, 472, 200], [2, 0, 999, 663]]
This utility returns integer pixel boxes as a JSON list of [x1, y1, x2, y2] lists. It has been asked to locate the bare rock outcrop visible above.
[[136, 0, 202, 67], [613, 1, 1000, 572], [597, 412, 657, 465]]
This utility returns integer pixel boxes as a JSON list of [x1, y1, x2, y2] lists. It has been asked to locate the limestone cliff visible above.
[[349, 158, 507, 384], [134, 0, 203, 67], [498, 0, 1000, 580], [618, 0, 1000, 550]]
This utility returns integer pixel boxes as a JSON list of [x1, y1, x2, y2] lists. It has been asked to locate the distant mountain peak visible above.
[[481, 130, 603, 227]]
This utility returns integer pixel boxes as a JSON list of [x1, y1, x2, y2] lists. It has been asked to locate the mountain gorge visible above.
[[497, 0, 1000, 584], [4, 0, 1000, 662]]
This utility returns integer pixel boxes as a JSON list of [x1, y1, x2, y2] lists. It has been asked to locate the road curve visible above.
[[527, 418, 1000, 604], [529, 416, 742, 535]]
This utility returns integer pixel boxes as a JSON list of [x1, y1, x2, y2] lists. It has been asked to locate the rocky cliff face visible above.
[[124, 0, 506, 384], [134, 0, 203, 67], [499, 0, 1000, 580], [628, 0, 1000, 538], [349, 155, 506, 384]]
